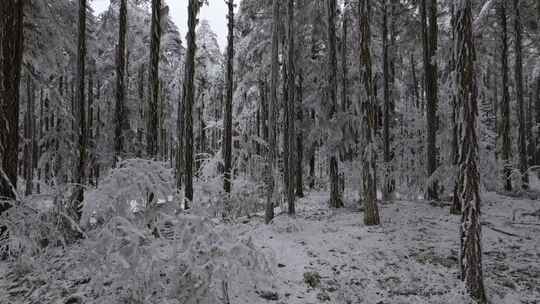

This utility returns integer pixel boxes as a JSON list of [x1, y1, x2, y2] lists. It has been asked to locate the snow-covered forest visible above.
[[0, 0, 539, 303]]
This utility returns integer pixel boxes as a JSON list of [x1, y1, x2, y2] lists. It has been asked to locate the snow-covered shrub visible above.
[[194, 155, 264, 220], [0, 195, 82, 258], [80, 159, 176, 229], [76, 213, 276, 304]]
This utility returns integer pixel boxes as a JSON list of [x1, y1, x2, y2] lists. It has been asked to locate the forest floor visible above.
[[1, 189, 539, 303], [234, 190, 540, 304]]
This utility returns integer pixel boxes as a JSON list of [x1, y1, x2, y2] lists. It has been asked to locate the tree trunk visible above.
[[422, 0, 439, 201], [382, 0, 393, 201], [513, 0, 528, 189], [341, 0, 351, 162], [410, 53, 419, 109], [147, 0, 161, 158], [72, 0, 87, 220], [536, 77, 540, 168], [182, 0, 201, 207], [454, 1, 487, 302], [24, 75, 34, 196], [450, 2, 461, 215], [499, 2, 512, 191], [285, 0, 296, 215], [359, 0, 380, 226], [265, 0, 280, 224], [0, 0, 24, 206], [223, 0, 234, 194], [87, 66, 95, 186], [327, 0, 343, 208], [115, 0, 129, 160], [296, 70, 304, 198]]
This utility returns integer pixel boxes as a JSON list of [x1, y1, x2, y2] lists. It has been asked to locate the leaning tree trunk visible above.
[[182, 0, 201, 207], [115, 0, 129, 161], [359, 0, 380, 226], [72, 0, 87, 220], [265, 0, 280, 224], [454, 1, 487, 302], [223, 0, 234, 194], [327, 0, 343, 209], [147, 0, 161, 158], [513, 0, 528, 189], [0, 0, 24, 206], [499, 2, 512, 191]]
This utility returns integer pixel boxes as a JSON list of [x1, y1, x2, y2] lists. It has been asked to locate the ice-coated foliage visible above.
[[80, 158, 175, 228], [75, 213, 276, 304]]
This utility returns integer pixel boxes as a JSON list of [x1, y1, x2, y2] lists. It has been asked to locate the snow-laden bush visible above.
[[193, 155, 265, 220], [0, 194, 83, 258], [80, 159, 177, 229], [75, 213, 276, 304]]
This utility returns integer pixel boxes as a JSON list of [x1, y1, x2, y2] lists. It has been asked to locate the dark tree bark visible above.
[[341, 0, 351, 163], [536, 76, 540, 167], [499, 2, 512, 191], [147, 0, 161, 158], [342, 0, 349, 114], [450, 2, 461, 215], [87, 65, 95, 186], [284, 0, 296, 215], [72, 0, 87, 220], [0, 0, 24, 205], [115, 0, 129, 160], [296, 70, 304, 198], [454, 1, 487, 302], [265, 0, 280, 224], [359, 0, 380, 226], [382, 0, 393, 201], [223, 0, 234, 194], [24, 75, 35, 196], [182, 0, 201, 207], [410, 53, 419, 109], [327, 0, 343, 209], [513, 0, 528, 189], [421, 0, 439, 201]]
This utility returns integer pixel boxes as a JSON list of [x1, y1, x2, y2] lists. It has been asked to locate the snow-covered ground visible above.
[[1, 190, 539, 303], [234, 191, 539, 303]]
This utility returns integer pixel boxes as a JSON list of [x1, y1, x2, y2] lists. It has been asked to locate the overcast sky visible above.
[[91, 0, 229, 49]]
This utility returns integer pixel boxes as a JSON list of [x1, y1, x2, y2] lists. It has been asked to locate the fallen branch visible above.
[[511, 222, 540, 227], [482, 222, 523, 238]]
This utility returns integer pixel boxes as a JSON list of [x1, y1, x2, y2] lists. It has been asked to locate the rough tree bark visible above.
[[24, 75, 35, 196], [285, 0, 296, 215], [421, 0, 439, 201], [382, 0, 393, 201], [296, 70, 304, 198], [499, 2, 512, 191], [147, 0, 161, 158], [223, 0, 234, 194], [265, 0, 280, 224], [513, 0, 528, 189], [115, 0, 129, 160], [182, 0, 201, 207], [454, 1, 487, 302], [327, 0, 343, 208], [359, 0, 380, 226], [0, 0, 24, 206], [72, 0, 87, 220]]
